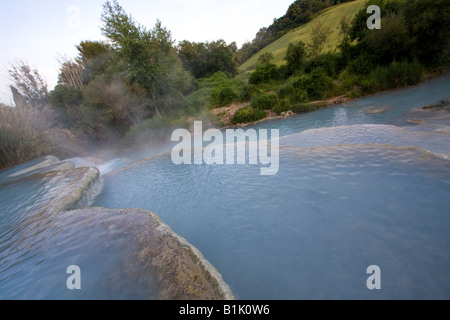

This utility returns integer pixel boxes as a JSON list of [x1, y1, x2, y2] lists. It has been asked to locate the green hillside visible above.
[[239, 0, 366, 74]]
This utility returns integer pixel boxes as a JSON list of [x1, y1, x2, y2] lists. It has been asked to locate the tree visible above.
[[100, 1, 191, 117], [56, 54, 83, 91], [206, 40, 237, 78], [365, 13, 411, 63], [309, 20, 331, 58], [101, 0, 146, 55], [285, 41, 307, 73], [76, 40, 111, 66], [75, 41, 113, 84], [258, 52, 274, 65], [177, 40, 237, 79], [8, 61, 49, 110], [177, 40, 208, 78], [403, 0, 450, 66]]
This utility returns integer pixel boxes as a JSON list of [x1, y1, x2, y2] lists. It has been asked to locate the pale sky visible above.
[[0, 0, 294, 103]]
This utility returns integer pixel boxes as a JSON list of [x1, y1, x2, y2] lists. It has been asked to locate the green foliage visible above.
[[338, 69, 359, 92], [6, 0, 449, 161], [231, 107, 267, 125], [100, 0, 192, 118], [251, 93, 280, 110], [249, 63, 279, 85], [403, 0, 450, 66], [365, 13, 412, 64], [77, 41, 111, 65], [295, 68, 333, 100], [189, 72, 243, 109], [306, 52, 343, 78], [49, 85, 84, 128], [240, 84, 263, 101], [218, 87, 238, 106], [350, 0, 450, 67], [347, 54, 376, 75], [124, 116, 189, 146], [258, 52, 275, 65], [285, 41, 307, 74], [308, 20, 331, 58], [236, 0, 356, 65], [76, 41, 113, 83], [240, 0, 366, 73], [278, 84, 308, 105], [178, 40, 237, 79], [361, 60, 424, 94]]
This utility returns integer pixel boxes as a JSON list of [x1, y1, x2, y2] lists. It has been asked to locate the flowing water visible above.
[[1, 73, 450, 299]]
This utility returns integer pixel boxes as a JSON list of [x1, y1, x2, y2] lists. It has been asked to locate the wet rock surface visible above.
[[58, 208, 234, 300], [0, 156, 233, 300]]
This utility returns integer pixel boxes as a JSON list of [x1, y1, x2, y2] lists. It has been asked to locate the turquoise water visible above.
[[93, 146, 450, 299], [1, 73, 450, 299], [0, 168, 154, 300], [248, 73, 450, 136], [93, 74, 450, 299]]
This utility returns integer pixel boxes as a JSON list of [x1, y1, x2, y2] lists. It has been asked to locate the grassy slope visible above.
[[239, 0, 366, 74]]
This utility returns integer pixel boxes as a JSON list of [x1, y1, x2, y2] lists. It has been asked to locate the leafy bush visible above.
[[232, 107, 267, 124], [278, 84, 307, 104], [272, 100, 290, 115], [306, 52, 342, 78], [195, 72, 243, 108], [347, 54, 376, 76], [361, 60, 424, 93], [249, 63, 279, 85], [218, 87, 238, 106], [338, 70, 358, 92], [295, 68, 332, 100], [285, 41, 307, 74], [240, 84, 263, 101], [251, 93, 280, 110], [50, 84, 83, 128]]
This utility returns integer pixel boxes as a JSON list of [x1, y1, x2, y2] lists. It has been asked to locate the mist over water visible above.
[[92, 73, 450, 299], [1, 73, 450, 299]]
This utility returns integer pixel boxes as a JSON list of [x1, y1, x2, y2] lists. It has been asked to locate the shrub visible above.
[[251, 93, 279, 110], [249, 63, 279, 85], [218, 87, 238, 106], [50, 84, 83, 128], [361, 60, 424, 93], [232, 107, 267, 124], [278, 84, 307, 104], [295, 68, 332, 100], [196, 71, 243, 108], [338, 70, 358, 92], [240, 84, 262, 101], [306, 52, 341, 78], [272, 99, 290, 115], [0, 105, 53, 169], [348, 54, 376, 76]]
